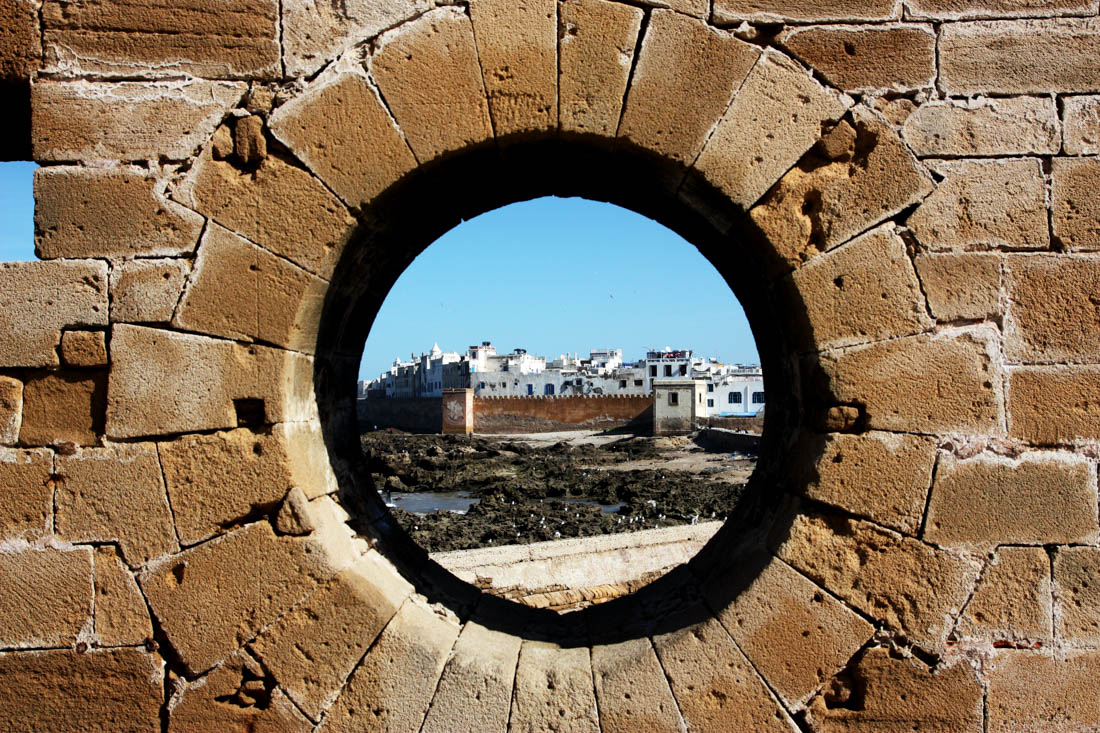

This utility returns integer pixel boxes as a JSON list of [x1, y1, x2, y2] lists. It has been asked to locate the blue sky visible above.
[[0, 162, 36, 262]]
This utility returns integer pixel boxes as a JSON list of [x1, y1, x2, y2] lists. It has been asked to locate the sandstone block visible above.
[[694, 50, 850, 210], [140, 521, 331, 675], [908, 158, 1048, 250], [0, 649, 162, 733], [0, 448, 50, 539], [914, 252, 1002, 322], [34, 166, 204, 259], [1009, 366, 1100, 443], [907, 0, 1096, 19], [559, 0, 643, 138], [774, 511, 981, 649], [0, 0, 41, 82], [0, 260, 108, 368], [1054, 546, 1100, 643], [809, 648, 983, 732], [174, 224, 324, 352], [19, 371, 106, 447], [0, 377, 22, 445], [421, 620, 522, 733], [469, 0, 557, 138], [1006, 254, 1100, 363], [510, 641, 599, 732], [369, 7, 493, 162], [987, 650, 1100, 731], [232, 114, 266, 166], [957, 547, 1052, 643], [788, 224, 930, 351], [320, 598, 460, 733], [269, 71, 417, 209], [55, 443, 178, 567], [590, 638, 683, 733], [1063, 95, 1100, 154], [59, 331, 107, 368], [0, 545, 92, 648], [652, 607, 793, 731], [251, 553, 411, 719], [750, 109, 933, 273], [820, 328, 1002, 435], [32, 81, 245, 162], [109, 259, 189, 324], [618, 10, 759, 166], [940, 19, 1100, 95], [1052, 156, 1100, 251], [93, 547, 152, 647], [782, 25, 935, 92], [274, 487, 315, 536], [41, 0, 279, 79], [902, 97, 1059, 156], [714, 0, 899, 22]]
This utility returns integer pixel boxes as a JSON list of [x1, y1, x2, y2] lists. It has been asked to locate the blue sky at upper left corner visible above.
[[0, 161, 38, 262]]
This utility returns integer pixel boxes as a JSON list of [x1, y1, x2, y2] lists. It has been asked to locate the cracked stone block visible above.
[[1009, 365, 1100, 443], [1006, 254, 1100, 363], [940, 19, 1100, 95], [19, 371, 106, 447], [908, 0, 1095, 18], [0, 0, 40, 83], [1052, 156, 1100, 251], [0, 377, 22, 446], [0, 260, 108, 369], [0, 649, 162, 733], [559, 0, 643, 139], [713, 0, 899, 22], [369, 7, 494, 162], [913, 252, 1002, 322], [903, 97, 1059, 157], [55, 443, 178, 567], [59, 331, 107, 369], [109, 259, 190, 324], [469, 0, 557, 138], [319, 597, 460, 733], [619, 11, 759, 167], [1054, 546, 1100, 644], [987, 650, 1100, 732], [590, 637, 682, 733], [0, 448, 51, 539], [773, 511, 982, 650], [34, 166, 204, 260], [93, 547, 153, 647], [32, 80, 246, 162], [957, 547, 1052, 643], [140, 521, 333, 676], [269, 71, 417, 210], [0, 545, 92, 648], [1063, 96, 1100, 154], [782, 25, 935, 92], [510, 641, 600, 733]]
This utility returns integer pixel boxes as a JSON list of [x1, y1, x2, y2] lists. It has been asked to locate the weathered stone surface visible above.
[[619, 10, 759, 166], [422, 620, 521, 732], [34, 166, 204, 260], [559, 0, 643, 138], [93, 546, 152, 647], [1063, 96, 1100, 154], [274, 487, 315, 536], [41, 0, 279, 79], [174, 224, 325, 352], [709, 555, 873, 709], [469, 0, 557, 138], [1006, 254, 1100, 363], [652, 608, 793, 731], [590, 638, 682, 733], [914, 252, 1002, 322], [774, 511, 981, 649], [782, 25, 935, 92], [251, 553, 411, 719], [750, 109, 933, 273], [32, 81, 245, 162], [320, 598, 460, 733], [789, 224, 930, 351], [1009, 365, 1100, 443], [908, 0, 1096, 19], [908, 158, 1048, 250], [0, 378, 22, 446], [269, 71, 417, 210], [109, 259, 189, 324], [1054, 546, 1100, 643], [55, 444, 178, 567], [0, 0, 40, 82], [232, 114, 266, 166], [1051, 156, 1100, 251], [0, 649, 162, 732], [59, 331, 107, 369], [369, 7, 493, 162], [902, 97, 1059, 156], [695, 50, 849, 210], [957, 547, 1052, 642], [809, 648, 983, 732], [820, 328, 1002, 435], [714, 0, 899, 22], [19, 371, 106, 447], [0, 260, 108, 369], [0, 448, 50, 539], [0, 545, 92, 648], [940, 19, 1100, 95], [987, 650, 1100, 732], [140, 521, 331, 675], [510, 641, 599, 732]]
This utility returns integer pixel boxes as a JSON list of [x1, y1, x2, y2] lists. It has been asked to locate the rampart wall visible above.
[[473, 394, 653, 433]]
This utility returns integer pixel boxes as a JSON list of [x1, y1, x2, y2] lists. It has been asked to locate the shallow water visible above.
[[387, 491, 478, 515]]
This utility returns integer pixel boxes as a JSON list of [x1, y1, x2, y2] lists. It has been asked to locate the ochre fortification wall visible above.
[[473, 394, 652, 433], [1, 0, 1100, 730]]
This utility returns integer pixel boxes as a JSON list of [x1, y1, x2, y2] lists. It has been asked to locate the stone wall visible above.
[[357, 396, 443, 434], [0, 0, 1099, 730], [473, 394, 653, 433]]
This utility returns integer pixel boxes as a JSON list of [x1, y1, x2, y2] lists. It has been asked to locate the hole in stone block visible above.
[[234, 398, 267, 427]]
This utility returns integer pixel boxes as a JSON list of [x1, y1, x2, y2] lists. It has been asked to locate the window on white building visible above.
[[668, 391, 678, 406], [650, 365, 657, 377], [707, 383, 713, 392], [664, 365, 672, 377], [707, 399, 714, 407], [752, 391, 765, 404], [730, 392, 742, 404]]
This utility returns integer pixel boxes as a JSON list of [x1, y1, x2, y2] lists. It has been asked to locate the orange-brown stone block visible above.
[[0, 448, 51, 539], [59, 330, 107, 369], [0, 0, 40, 83], [93, 546, 153, 647], [1052, 157, 1100, 251], [1063, 96, 1100, 155], [957, 546, 1052, 643], [0, 545, 92, 648], [0, 377, 23, 446], [914, 252, 1002, 322], [987, 650, 1100, 731], [1054, 546, 1100, 643], [590, 638, 682, 733], [783, 25, 936, 92], [19, 371, 106, 447], [1006, 254, 1100, 363], [714, 0, 899, 22], [108, 259, 190, 324], [902, 98, 1059, 156], [1009, 365, 1100, 444]]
